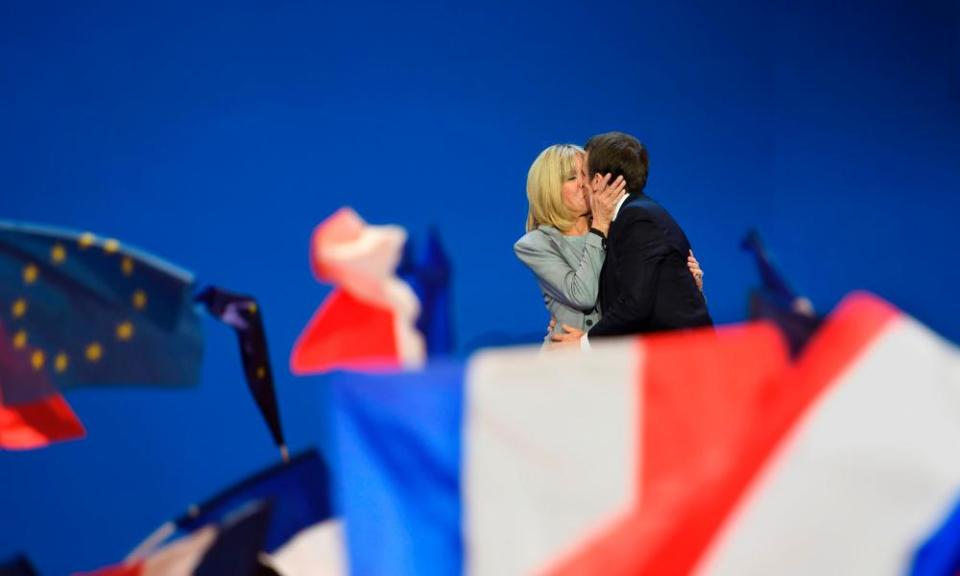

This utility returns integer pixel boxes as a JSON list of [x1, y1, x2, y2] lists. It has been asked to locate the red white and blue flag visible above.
[[328, 292, 960, 575], [290, 208, 425, 374]]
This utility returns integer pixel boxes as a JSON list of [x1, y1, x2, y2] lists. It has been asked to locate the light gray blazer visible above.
[[514, 225, 604, 344]]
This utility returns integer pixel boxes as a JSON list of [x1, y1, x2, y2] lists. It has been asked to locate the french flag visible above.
[[290, 208, 425, 374], [328, 292, 960, 575]]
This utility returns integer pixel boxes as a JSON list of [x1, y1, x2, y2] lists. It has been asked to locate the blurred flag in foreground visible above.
[[0, 221, 204, 449], [910, 495, 960, 576], [77, 502, 272, 576], [125, 449, 342, 576], [290, 208, 424, 374], [328, 292, 960, 575]]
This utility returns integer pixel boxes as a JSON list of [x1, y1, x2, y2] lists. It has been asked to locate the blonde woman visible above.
[[514, 144, 703, 345]]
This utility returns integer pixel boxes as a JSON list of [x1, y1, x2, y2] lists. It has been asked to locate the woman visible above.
[[514, 144, 703, 345]]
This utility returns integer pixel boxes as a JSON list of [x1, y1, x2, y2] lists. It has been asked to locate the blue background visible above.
[[1, 1, 957, 573]]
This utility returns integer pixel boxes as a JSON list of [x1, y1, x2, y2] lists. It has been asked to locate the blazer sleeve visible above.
[[588, 214, 669, 337], [514, 232, 605, 312]]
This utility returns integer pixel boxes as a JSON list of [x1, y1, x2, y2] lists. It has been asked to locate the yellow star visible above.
[[103, 238, 120, 254], [248, 302, 258, 314], [256, 366, 267, 379], [116, 321, 134, 341], [23, 264, 38, 285], [78, 232, 96, 250], [85, 342, 103, 362], [122, 256, 135, 277], [31, 349, 45, 371], [54, 352, 69, 373], [132, 289, 148, 310], [11, 298, 27, 318], [51, 243, 67, 265], [13, 330, 27, 350]]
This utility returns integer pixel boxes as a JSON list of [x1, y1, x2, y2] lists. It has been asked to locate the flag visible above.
[[0, 388, 85, 450], [77, 502, 273, 576], [693, 294, 959, 575], [195, 286, 286, 459], [0, 221, 204, 403], [330, 362, 465, 574], [747, 288, 820, 356], [290, 208, 424, 374], [910, 494, 960, 576], [398, 228, 455, 356], [0, 555, 38, 576], [742, 229, 821, 355], [328, 292, 960, 575], [328, 323, 788, 574], [0, 313, 84, 449], [127, 449, 343, 576], [0, 221, 202, 449]]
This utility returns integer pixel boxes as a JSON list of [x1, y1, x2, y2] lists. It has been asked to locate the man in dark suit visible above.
[[552, 132, 712, 347]]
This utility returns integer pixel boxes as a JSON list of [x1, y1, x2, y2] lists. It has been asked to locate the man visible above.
[[553, 131, 712, 347]]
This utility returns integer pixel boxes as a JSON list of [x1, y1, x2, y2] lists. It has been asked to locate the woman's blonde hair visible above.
[[525, 144, 584, 232]]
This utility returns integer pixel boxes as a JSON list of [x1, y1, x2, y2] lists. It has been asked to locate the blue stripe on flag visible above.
[[909, 492, 960, 576], [329, 362, 464, 575]]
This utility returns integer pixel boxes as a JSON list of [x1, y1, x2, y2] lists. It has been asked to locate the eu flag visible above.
[[0, 221, 203, 406]]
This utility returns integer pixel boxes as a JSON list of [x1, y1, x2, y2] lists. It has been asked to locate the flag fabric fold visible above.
[[77, 502, 273, 576], [327, 292, 960, 575], [195, 285, 286, 458], [290, 208, 425, 374], [0, 221, 203, 449], [124, 449, 342, 576]]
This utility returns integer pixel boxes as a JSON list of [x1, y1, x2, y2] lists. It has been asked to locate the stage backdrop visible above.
[[1, 0, 957, 573]]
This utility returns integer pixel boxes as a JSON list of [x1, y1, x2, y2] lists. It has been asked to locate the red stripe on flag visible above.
[[290, 289, 400, 374], [72, 561, 144, 576], [0, 394, 86, 450], [550, 292, 899, 575], [683, 292, 900, 566], [549, 322, 791, 575]]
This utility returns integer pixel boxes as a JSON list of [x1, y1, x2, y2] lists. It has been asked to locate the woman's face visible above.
[[561, 154, 589, 217]]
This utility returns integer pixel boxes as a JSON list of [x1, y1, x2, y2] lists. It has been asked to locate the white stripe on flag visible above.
[[696, 317, 960, 575], [464, 339, 640, 576], [267, 520, 346, 576]]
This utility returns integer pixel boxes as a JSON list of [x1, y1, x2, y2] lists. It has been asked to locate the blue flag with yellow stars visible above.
[[0, 221, 203, 406]]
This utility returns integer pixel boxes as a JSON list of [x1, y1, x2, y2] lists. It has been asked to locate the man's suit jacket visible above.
[[590, 193, 713, 337]]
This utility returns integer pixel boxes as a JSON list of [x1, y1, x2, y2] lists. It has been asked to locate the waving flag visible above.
[[0, 390, 84, 450], [398, 228, 455, 356], [127, 449, 342, 576], [0, 221, 203, 449], [741, 229, 821, 356], [910, 495, 960, 576], [195, 286, 286, 460], [290, 208, 424, 374], [77, 502, 273, 576], [328, 292, 960, 575]]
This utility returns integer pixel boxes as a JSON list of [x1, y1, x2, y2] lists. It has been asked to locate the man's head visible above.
[[583, 132, 648, 196]]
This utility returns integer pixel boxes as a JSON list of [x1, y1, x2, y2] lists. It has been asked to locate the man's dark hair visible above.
[[584, 132, 649, 194]]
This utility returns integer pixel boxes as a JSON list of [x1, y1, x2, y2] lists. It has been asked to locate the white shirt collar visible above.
[[612, 194, 630, 221]]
